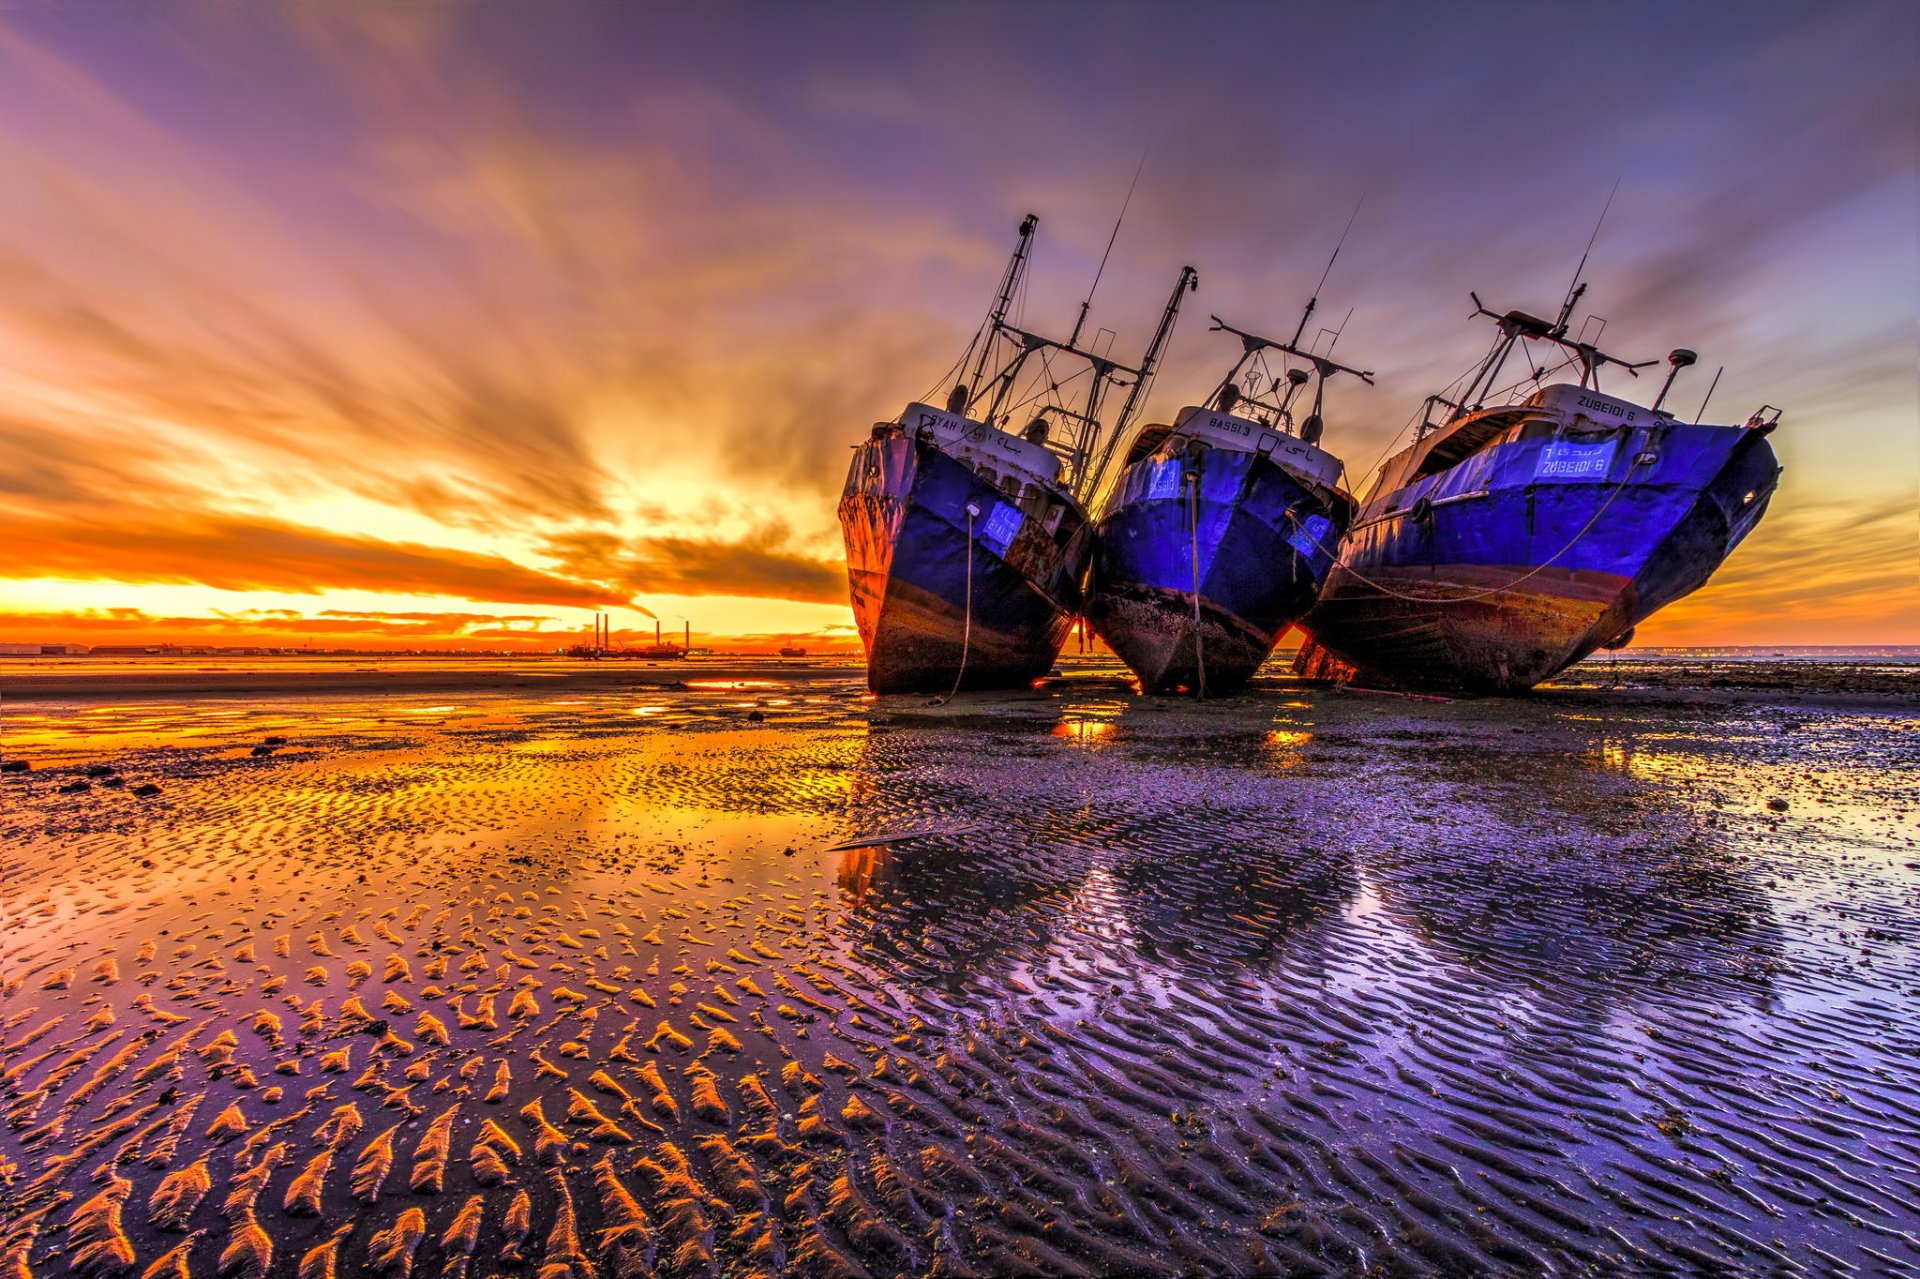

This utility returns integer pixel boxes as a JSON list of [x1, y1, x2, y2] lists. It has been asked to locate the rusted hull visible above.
[[1299, 563, 1635, 691], [839, 436, 1088, 694], [1299, 424, 1779, 694], [1087, 448, 1343, 695]]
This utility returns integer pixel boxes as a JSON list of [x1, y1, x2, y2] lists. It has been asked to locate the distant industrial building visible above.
[[0, 643, 89, 656]]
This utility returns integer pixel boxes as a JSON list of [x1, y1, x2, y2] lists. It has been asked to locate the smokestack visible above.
[[655, 620, 661, 645], [684, 622, 690, 652]]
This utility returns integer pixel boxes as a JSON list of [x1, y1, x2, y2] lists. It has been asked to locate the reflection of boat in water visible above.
[[1087, 301, 1371, 697], [836, 829, 1355, 982], [1359, 744, 1784, 1005], [1298, 282, 1781, 694], [838, 836, 1082, 986], [1107, 835, 1355, 968], [836, 715, 1356, 982], [838, 214, 1196, 694]]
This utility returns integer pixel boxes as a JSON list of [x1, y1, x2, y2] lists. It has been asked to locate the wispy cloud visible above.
[[0, 2, 1911, 646]]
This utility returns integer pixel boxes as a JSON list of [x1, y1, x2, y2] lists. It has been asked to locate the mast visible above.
[[1114, 267, 1199, 441], [960, 225, 1192, 503], [1087, 266, 1199, 497], [961, 214, 1038, 402]]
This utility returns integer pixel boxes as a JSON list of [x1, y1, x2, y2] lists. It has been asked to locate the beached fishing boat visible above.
[[1296, 284, 1782, 694], [1085, 306, 1371, 696], [839, 214, 1195, 693]]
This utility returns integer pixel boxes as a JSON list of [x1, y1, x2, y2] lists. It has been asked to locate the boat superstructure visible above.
[[839, 215, 1195, 694], [1296, 285, 1782, 693], [1085, 303, 1371, 696]]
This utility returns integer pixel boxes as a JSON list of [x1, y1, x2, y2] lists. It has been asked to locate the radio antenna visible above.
[[1693, 365, 1724, 424], [1291, 192, 1364, 347], [1557, 178, 1619, 334], [1071, 151, 1148, 346], [1321, 307, 1355, 360]]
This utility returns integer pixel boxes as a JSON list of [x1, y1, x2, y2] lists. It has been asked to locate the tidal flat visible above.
[[2, 661, 1916, 1277]]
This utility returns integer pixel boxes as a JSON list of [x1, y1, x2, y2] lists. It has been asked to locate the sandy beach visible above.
[[2, 660, 1915, 1276]]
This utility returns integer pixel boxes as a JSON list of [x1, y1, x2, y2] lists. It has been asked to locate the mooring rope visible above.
[[933, 503, 979, 706], [1186, 469, 1207, 698], [1289, 456, 1649, 605]]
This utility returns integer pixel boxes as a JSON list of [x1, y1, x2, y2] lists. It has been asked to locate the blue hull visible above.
[[1087, 449, 1346, 695], [1299, 423, 1780, 693], [839, 437, 1091, 694]]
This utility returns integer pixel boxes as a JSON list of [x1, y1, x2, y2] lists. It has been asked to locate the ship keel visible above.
[[1085, 583, 1276, 696]]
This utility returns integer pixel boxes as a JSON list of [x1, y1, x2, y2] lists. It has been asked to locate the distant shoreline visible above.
[[0, 651, 1911, 706], [0, 657, 867, 702]]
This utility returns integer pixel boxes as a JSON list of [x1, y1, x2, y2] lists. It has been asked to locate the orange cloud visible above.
[[541, 525, 844, 605], [0, 511, 627, 608], [0, 607, 859, 654]]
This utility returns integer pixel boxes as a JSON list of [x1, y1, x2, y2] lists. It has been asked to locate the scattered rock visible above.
[[1767, 797, 1790, 812], [0, 759, 29, 773]]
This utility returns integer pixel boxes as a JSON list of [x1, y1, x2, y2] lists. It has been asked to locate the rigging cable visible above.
[[1002, 357, 1094, 419], [919, 346, 973, 407]]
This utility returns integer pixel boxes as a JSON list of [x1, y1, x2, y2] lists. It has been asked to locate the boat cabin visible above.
[[1363, 382, 1663, 508], [1122, 405, 1344, 493], [895, 401, 1075, 530]]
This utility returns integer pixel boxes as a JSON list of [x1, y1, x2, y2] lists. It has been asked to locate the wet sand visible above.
[[2, 665, 1916, 1276], [0, 656, 852, 703]]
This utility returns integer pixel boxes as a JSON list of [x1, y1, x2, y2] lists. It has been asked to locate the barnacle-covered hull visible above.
[[839, 436, 1089, 694], [1297, 420, 1780, 694], [1088, 448, 1344, 695]]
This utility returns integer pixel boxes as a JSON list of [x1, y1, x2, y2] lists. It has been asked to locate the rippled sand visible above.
[[2, 668, 1916, 1276]]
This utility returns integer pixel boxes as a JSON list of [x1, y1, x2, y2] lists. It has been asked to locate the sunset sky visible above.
[[0, 2, 1912, 652]]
